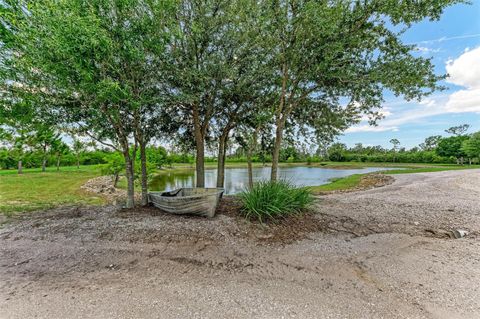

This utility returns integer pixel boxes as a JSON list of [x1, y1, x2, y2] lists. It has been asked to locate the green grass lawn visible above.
[[0, 165, 105, 216]]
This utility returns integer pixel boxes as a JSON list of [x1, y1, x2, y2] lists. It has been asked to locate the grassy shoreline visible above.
[[1, 162, 479, 215], [308, 164, 480, 194]]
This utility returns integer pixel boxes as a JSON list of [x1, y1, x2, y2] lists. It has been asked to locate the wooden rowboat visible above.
[[148, 188, 224, 218]]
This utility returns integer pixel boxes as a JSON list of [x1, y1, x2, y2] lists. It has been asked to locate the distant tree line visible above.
[[320, 125, 480, 165], [0, 136, 197, 170]]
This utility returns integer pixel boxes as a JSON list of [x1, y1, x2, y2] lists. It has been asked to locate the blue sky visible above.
[[339, 1, 480, 149]]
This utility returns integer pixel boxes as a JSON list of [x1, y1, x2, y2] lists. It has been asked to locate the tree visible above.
[[328, 143, 347, 162], [462, 132, 480, 163], [72, 138, 85, 169], [234, 130, 255, 189], [4, 0, 176, 208], [234, 112, 272, 189], [352, 143, 365, 161], [140, 146, 169, 169], [8, 125, 33, 174], [419, 135, 442, 151], [262, 0, 461, 181], [102, 152, 125, 188], [0, 96, 36, 174], [51, 140, 70, 171], [34, 126, 61, 172], [436, 136, 469, 164], [210, 1, 274, 188], [445, 124, 470, 136], [390, 139, 400, 163], [86, 140, 98, 151], [165, 0, 237, 188]]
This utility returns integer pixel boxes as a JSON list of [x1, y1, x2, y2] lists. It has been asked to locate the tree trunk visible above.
[[192, 105, 205, 188], [195, 137, 205, 188], [42, 145, 47, 172], [139, 139, 149, 206], [271, 61, 288, 182], [247, 127, 258, 188], [18, 160, 23, 175], [124, 153, 135, 208], [56, 156, 60, 171], [216, 132, 228, 188], [247, 147, 253, 189], [270, 119, 285, 182], [113, 172, 120, 188], [76, 155, 80, 169]]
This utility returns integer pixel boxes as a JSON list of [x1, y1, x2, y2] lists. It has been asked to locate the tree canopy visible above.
[[462, 132, 480, 159], [436, 136, 469, 161], [0, 0, 466, 206]]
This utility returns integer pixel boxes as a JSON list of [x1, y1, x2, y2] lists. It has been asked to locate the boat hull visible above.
[[148, 188, 224, 218]]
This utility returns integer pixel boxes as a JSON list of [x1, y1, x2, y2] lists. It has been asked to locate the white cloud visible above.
[[445, 88, 480, 113], [446, 46, 480, 88], [445, 46, 480, 112], [345, 125, 398, 133], [347, 98, 449, 133], [415, 46, 441, 54], [415, 33, 480, 45], [419, 99, 436, 108], [345, 47, 480, 134]]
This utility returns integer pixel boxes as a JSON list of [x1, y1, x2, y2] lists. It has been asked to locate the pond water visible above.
[[149, 166, 398, 195]]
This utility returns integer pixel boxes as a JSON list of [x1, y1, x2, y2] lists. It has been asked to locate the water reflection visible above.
[[149, 166, 397, 195], [149, 170, 195, 192]]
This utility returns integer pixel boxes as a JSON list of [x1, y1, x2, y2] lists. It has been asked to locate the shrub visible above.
[[239, 180, 314, 222], [81, 150, 111, 165], [0, 149, 15, 169], [101, 153, 125, 187]]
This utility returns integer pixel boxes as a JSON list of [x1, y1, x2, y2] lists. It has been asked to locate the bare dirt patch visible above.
[[1, 170, 480, 319], [216, 196, 330, 244], [357, 172, 394, 189], [80, 175, 141, 203], [316, 173, 394, 195]]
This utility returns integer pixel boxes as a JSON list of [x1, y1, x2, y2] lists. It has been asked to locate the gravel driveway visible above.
[[1, 169, 479, 319]]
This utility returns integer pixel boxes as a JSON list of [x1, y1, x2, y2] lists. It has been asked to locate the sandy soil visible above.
[[1, 169, 480, 319]]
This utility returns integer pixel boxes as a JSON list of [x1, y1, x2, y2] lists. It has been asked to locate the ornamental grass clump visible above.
[[239, 180, 314, 222]]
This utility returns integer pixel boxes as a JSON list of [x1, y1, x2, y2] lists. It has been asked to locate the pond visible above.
[[149, 166, 398, 194]]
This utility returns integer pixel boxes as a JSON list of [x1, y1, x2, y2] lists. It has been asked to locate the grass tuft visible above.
[[239, 180, 314, 222]]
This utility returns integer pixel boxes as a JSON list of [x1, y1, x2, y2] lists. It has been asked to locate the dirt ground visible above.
[[1, 169, 480, 319]]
